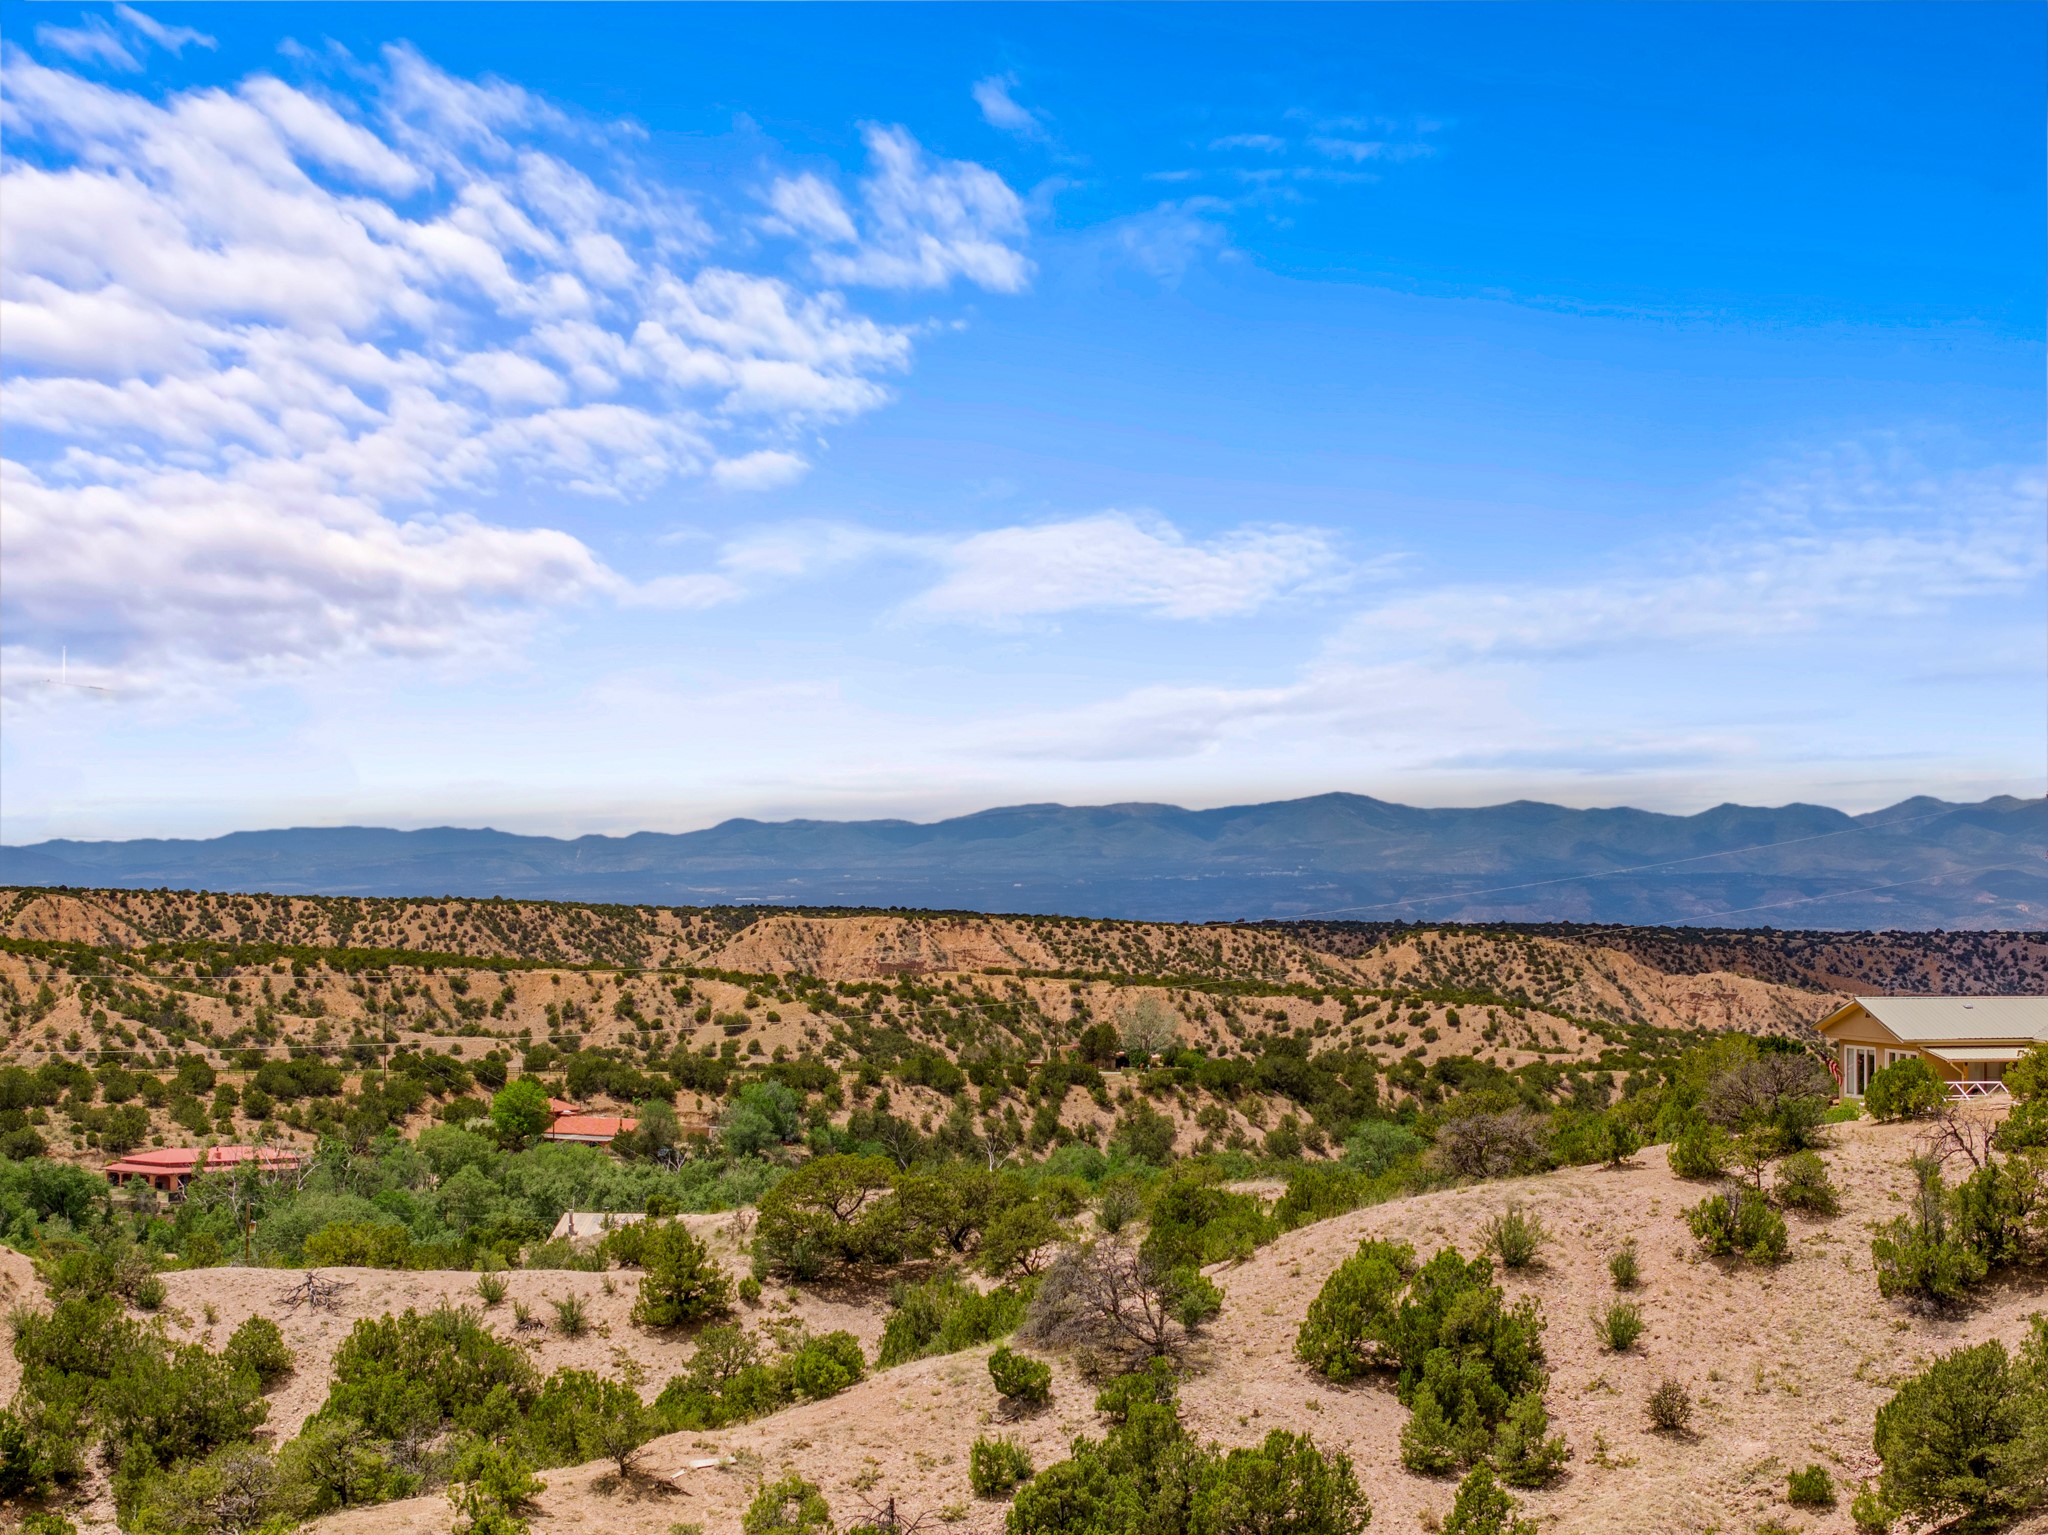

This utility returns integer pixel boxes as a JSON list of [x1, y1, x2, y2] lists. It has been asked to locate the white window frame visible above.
[[1843, 1045, 1879, 1097]]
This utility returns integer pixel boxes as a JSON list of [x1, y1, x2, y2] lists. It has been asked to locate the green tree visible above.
[[1872, 1322, 2048, 1530], [631, 1223, 733, 1329], [489, 1080, 554, 1151]]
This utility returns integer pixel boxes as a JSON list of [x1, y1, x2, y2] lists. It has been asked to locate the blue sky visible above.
[[1, 2, 2042, 842]]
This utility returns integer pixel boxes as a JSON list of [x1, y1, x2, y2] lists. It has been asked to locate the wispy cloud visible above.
[[972, 73, 1048, 142], [34, 5, 214, 72], [764, 125, 1032, 293], [1210, 133, 1286, 153]]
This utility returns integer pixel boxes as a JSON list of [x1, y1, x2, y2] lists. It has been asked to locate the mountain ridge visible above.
[[5, 791, 2044, 928]]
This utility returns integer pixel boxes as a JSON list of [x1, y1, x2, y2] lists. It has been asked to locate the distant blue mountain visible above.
[[4, 793, 2045, 929]]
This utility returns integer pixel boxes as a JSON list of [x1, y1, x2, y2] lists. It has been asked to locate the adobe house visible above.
[[104, 1144, 307, 1196], [1816, 996, 2048, 1099]]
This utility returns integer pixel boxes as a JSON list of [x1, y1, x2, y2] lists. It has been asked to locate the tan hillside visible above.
[[294, 1118, 2044, 1535]]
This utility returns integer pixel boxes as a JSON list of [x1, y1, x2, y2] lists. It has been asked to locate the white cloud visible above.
[[114, 6, 216, 55], [35, 16, 140, 71], [767, 124, 1032, 293], [1101, 199, 1232, 281], [0, 48, 992, 685], [905, 512, 1342, 623], [1210, 133, 1286, 153], [972, 74, 1046, 141], [1339, 454, 2045, 664], [33, 6, 213, 73], [712, 449, 810, 490]]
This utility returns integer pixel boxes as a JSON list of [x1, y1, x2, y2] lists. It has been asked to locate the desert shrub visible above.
[[1094, 1357, 1177, 1422], [1871, 1158, 1990, 1307], [1596, 1301, 1643, 1353], [319, 1304, 538, 1445], [449, 1442, 546, 1535], [1294, 1238, 1417, 1381], [988, 1345, 1052, 1407], [1276, 1164, 1372, 1230], [1298, 1239, 1553, 1479], [631, 1222, 732, 1328], [1007, 1394, 1370, 1535], [517, 1367, 659, 1476], [476, 1272, 508, 1306], [1668, 1122, 1730, 1179], [1865, 1058, 1943, 1122], [1646, 1381, 1691, 1433], [1774, 1151, 1841, 1216], [1141, 1169, 1279, 1269], [1684, 1185, 1788, 1263], [1702, 1051, 1834, 1152], [1849, 1487, 1893, 1532], [1488, 1388, 1569, 1488], [1021, 1238, 1200, 1376], [550, 1294, 589, 1337], [1095, 1176, 1143, 1235], [1872, 1321, 2048, 1529], [752, 1155, 905, 1279], [653, 1325, 866, 1431], [1112, 1101, 1179, 1165], [126, 1443, 288, 1535], [968, 1434, 1034, 1497], [1442, 1463, 1537, 1535], [1788, 1464, 1836, 1507], [1608, 1239, 1639, 1290], [977, 1199, 1068, 1280], [1430, 1110, 1550, 1181], [877, 1272, 1026, 1367], [1483, 1204, 1546, 1269], [1949, 1155, 2048, 1270], [744, 1472, 831, 1535], [302, 1220, 416, 1269], [1344, 1119, 1426, 1176], [223, 1315, 294, 1389]]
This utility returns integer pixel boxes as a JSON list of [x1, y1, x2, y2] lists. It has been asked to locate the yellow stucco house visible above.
[[1817, 996, 2048, 1099]]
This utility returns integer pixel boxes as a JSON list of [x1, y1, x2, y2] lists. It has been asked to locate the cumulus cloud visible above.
[[972, 74, 1047, 140], [766, 124, 1032, 293], [0, 46, 1009, 683]]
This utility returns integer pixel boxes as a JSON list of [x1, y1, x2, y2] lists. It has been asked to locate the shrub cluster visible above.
[[652, 1323, 865, 1430], [1295, 1240, 1564, 1483], [1007, 1391, 1370, 1535]]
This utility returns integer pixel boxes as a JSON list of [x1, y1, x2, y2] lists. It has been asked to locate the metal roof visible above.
[[1825, 996, 2048, 1044], [1924, 1046, 2030, 1063]]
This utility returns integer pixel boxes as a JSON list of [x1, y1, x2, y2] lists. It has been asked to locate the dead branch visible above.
[[277, 1271, 352, 1312]]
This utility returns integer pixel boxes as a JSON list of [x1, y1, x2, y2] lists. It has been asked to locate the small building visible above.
[[542, 1113, 639, 1145], [1816, 996, 2048, 1099], [104, 1145, 307, 1195]]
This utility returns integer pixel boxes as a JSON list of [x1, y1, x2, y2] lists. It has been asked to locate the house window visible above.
[[1844, 1046, 1879, 1097]]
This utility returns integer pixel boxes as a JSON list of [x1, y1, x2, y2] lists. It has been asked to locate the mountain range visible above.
[[6, 793, 2045, 929]]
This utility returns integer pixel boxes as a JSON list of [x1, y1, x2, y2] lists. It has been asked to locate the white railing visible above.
[[1947, 1081, 2013, 1101]]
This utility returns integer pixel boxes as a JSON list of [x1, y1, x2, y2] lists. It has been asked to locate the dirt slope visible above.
[[306, 1118, 2048, 1535]]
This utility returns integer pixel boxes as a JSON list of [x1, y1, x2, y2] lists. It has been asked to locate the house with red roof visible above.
[[104, 1145, 306, 1195]]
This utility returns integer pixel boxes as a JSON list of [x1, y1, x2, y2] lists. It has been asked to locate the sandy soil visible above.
[[290, 1116, 2048, 1535]]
